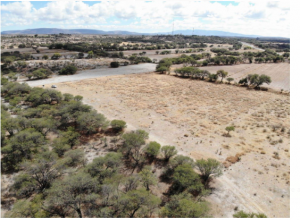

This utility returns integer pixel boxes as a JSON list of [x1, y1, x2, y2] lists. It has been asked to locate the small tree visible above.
[[51, 53, 61, 60], [42, 55, 49, 60], [45, 172, 99, 218], [233, 211, 267, 218], [139, 166, 157, 191], [160, 193, 209, 218], [110, 62, 120, 68], [225, 126, 235, 136], [88, 51, 94, 58], [58, 65, 77, 75], [110, 120, 127, 132], [195, 158, 223, 185], [161, 145, 177, 161], [208, 73, 218, 82], [226, 77, 234, 84], [77, 111, 109, 134], [173, 164, 200, 190], [217, 70, 228, 82], [78, 52, 84, 59], [144, 141, 161, 158]]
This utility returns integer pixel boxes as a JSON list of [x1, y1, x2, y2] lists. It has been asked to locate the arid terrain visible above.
[[40, 72, 290, 217]]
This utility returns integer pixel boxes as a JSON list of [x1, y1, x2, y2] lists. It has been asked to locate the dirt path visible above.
[[24, 63, 156, 87]]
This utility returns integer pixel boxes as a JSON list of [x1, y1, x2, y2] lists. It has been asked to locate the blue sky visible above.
[[1, 1, 290, 37]]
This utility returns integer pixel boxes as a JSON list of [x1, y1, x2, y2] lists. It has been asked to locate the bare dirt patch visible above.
[[43, 73, 290, 218]]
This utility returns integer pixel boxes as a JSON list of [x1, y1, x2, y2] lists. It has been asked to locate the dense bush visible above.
[[58, 65, 77, 75], [110, 62, 120, 68]]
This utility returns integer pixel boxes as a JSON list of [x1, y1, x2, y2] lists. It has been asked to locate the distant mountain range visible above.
[[0, 28, 288, 39]]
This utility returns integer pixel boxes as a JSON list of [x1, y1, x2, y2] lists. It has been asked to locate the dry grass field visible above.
[[43, 72, 290, 217]]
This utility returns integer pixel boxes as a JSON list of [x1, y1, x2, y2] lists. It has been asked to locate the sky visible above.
[[0, 1, 290, 37]]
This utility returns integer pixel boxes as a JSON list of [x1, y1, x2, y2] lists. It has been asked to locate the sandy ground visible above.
[[41, 73, 290, 218], [171, 63, 290, 92], [24, 63, 156, 87]]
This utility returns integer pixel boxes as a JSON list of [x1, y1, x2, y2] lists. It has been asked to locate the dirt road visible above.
[[25, 63, 156, 87]]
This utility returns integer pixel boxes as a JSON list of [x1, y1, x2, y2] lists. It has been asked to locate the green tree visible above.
[[6, 194, 49, 218], [144, 141, 161, 158], [226, 77, 234, 84], [42, 55, 49, 60], [45, 172, 99, 218], [13, 151, 62, 196], [110, 62, 120, 68], [2, 117, 18, 136], [77, 110, 109, 134], [173, 164, 201, 190], [225, 126, 235, 135], [208, 73, 219, 82], [161, 145, 177, 161], [29, 68, 52, 80], [121, 130, 149, 158], [139, 166, 157, 191], [233, 211, 267, 218], [63, 149, 85, 167], [110, 119, 127, 132], [160, 193, 209, 218], [86, 153, 122, 183], [51, 53, 61, 60], [195, 158, 223, 185], [1, 128, 45, 171], [169, 155, 194, 169], [58, 65, 77, 75], [88, 51, 94, 58], [217, 70, 228, 82], [118, 189, 160, 217], [31, 118, 57, 136]]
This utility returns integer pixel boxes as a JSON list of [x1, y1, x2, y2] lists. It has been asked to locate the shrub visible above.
[[58, 65, 77, 75], [51, 53, 61, 60], [225, 126, 235, 136], [233, 211, 267, 218], [226, 77, 234, 84], [110, 120, 127, 132], [110, 62, 120, 68], [161, 145, 177, 161], [144, 141, 161, 158]]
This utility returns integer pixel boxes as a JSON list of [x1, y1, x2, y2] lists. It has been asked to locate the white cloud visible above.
[[1, 1, 290, 37]]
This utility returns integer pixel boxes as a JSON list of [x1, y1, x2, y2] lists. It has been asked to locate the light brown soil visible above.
[[44, 73, 290, 218]]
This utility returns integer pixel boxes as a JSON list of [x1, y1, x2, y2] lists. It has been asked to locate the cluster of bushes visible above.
[[110, 62, 120, 68], [1, 51, 33, 64], [1, 82, 109, 171], [238, 74, 271, 88], [157, 50, 172, 55], [128, 54, 152, 64], [210, 48, 240, 56], [58, 65, 78, 75], [1, 81, 226, 218], [204, 55, 241, 65], [174, 67, 231, 83], [27, 68, 52, 80], [242, 50, 285, 63]]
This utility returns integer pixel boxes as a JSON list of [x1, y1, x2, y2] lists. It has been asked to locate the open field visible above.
[[41, 72, 290, 218], [171, 63, 290, 91]]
